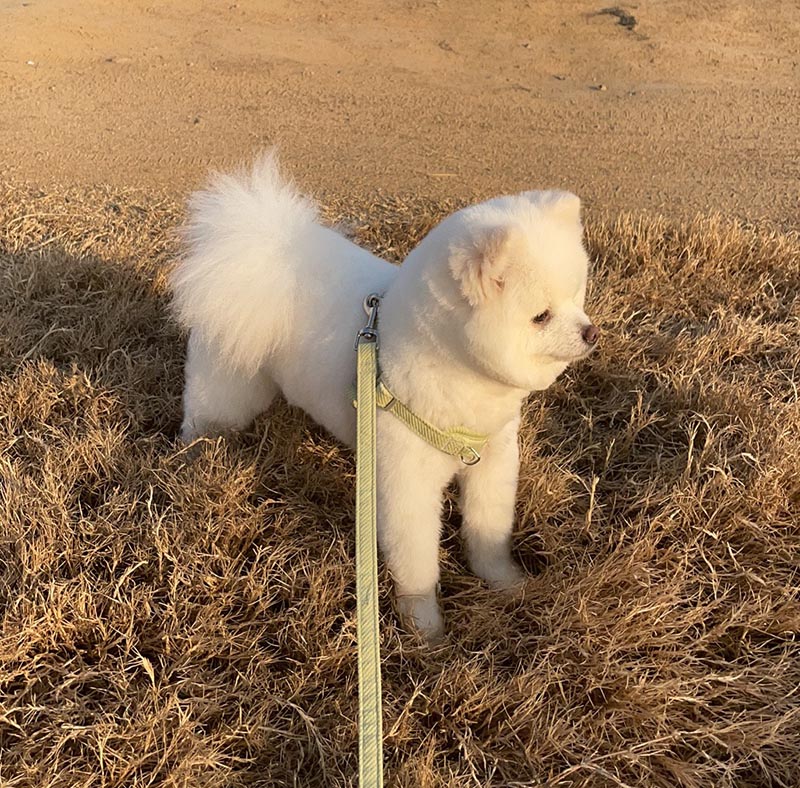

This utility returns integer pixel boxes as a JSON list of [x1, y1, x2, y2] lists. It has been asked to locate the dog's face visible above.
[[448, 192, 597, 391]]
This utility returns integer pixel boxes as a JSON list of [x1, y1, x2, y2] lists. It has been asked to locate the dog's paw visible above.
[[180, 417, 210, 444], [396, 593, 445, 644], [471, 554, 526, 592]]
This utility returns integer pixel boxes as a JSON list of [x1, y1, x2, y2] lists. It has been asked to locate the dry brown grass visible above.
[[1, 182, 798, 788]]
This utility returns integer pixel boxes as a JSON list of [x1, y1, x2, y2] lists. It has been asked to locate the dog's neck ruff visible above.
[[355, 294, 489, 465]]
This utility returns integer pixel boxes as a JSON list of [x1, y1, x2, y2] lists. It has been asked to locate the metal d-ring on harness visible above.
[[352, 294, 490, 787]]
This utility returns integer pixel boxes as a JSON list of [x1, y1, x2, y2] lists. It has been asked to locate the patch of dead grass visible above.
[[0, 183, 798, 787]]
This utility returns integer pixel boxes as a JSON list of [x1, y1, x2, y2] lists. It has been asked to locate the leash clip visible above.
[[354, 293, 382, 350]]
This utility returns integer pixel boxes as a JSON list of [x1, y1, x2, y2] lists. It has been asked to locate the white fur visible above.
[[171, 153, 596, 641]]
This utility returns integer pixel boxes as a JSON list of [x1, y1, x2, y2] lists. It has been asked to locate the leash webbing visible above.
[[354, 295, 383, 788]]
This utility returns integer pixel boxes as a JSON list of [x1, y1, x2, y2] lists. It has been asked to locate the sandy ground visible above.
[[1, 0, 798, 224]]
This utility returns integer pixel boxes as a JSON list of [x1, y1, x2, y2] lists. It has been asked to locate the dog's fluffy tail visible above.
[[170, 150, 318, 374]]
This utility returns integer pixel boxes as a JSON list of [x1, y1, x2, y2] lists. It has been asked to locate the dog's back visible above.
[[171, 152, 396, 444]]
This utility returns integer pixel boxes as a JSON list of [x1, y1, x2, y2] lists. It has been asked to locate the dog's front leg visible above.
[[376, 417, 458, 642], [459, 416, 525, 590]]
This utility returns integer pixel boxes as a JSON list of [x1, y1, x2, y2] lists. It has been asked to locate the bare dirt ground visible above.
[[1, 0, 798, 223]]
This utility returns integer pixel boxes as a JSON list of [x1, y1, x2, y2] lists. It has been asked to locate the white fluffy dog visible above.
[[171, 153, 598, 641]]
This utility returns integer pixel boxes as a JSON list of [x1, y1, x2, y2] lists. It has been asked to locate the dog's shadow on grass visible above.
[[0, 238, 364, 629], [1, 243, 184, 435]]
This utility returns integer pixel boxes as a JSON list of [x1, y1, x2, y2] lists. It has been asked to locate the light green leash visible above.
[[352, 294, 491, 787], [354, 294, 383, 788]]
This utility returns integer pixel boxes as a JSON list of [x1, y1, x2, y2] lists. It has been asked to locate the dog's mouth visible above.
[[550, 344, 597, 363]]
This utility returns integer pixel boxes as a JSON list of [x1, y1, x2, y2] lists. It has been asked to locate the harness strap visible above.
[[351, 293, 489, 466], [374, 379, 488, 465]]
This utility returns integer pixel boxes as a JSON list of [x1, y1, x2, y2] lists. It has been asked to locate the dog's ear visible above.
[[523, 190, 582, 225], [449, 224, 519, 306], [544, 191, 582, 224]]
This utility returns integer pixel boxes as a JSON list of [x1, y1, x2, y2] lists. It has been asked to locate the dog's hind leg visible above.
[[180, 330, 279, 443]]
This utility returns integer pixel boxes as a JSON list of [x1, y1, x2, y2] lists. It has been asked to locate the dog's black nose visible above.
[[583, 324, 600, 345]]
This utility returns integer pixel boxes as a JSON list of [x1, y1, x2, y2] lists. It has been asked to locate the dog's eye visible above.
[[532, 310, 551, 325]]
